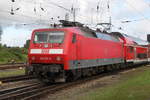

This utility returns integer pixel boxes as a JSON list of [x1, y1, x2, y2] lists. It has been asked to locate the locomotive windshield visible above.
[[34, 31, 65, 43]]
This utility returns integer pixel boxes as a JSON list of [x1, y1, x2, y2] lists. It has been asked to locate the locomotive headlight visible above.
[[31, 56, 35, 60], [56, 56, 61, 61]]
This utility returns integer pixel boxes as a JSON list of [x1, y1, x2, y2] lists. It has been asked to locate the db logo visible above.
[[42, 49, 49, 54]]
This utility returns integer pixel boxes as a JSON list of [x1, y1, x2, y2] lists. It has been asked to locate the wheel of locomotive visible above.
[[65, 70, 75, 82], [39, 71, 58, 83], [35, 72, 55, 83], [39, 76, 54, 83], [103, 66, 108, 72]]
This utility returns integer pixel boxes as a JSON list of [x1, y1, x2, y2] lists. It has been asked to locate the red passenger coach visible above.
[[26, 20, 149, 82], [112, 32, 149, 64], [121, 34, 148, 64]]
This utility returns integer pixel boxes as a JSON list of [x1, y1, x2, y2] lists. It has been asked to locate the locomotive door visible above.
[[72, 33, 79, 69], [72, 33, 77, 60], [126, 46, 134, 62], [134, 47, 136, 60], [73, 34, 81, 68]]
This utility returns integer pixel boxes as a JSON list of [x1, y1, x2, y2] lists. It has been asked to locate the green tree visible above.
[[0, 26, 3, 41], [3, 44, 7, 48]]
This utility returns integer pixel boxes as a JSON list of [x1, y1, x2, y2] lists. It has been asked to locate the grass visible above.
[[0, 69, 25, 78], [78, 67, 150, 100], [0, 47, 27, 64]]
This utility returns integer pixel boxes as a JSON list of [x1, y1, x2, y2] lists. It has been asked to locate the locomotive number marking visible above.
[[30, 49, 63, 54], [42, 49, 49, 54], [49, 49, 63, 54]]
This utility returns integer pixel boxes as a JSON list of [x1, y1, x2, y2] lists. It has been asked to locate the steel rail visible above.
[[0, 75, 36, 83]]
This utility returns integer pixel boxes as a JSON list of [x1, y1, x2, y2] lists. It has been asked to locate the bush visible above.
[[0, 46, 27, 64]]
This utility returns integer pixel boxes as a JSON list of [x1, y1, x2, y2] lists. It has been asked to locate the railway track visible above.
[[0, 82, 45, 100], [0, 63, 26, 70], [21, 66, 144, 100], [0, 80, 77, 100], [0, 65, 144, 100], [0, 63, 25, 66], [0, 75, 36, 83], [0, 71, 122, 100]]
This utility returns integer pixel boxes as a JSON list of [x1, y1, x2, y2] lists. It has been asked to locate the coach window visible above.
[[72, 33, 77, 43]]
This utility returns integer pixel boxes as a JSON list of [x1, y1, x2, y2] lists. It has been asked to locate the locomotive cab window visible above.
[[34, 31, 65, 43], [34, 34, 47, 43]]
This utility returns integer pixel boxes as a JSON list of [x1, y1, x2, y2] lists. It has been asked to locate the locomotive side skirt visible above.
[[69, 58, 124, 69]]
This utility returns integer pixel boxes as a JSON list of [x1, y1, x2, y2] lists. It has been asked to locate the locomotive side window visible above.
[[80, 29, 97, 38], [137, 53, 147, 58], [34, 31, 64, 43], [96, 32, 119, 42]]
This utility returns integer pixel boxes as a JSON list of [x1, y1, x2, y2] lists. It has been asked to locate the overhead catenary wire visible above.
[[16, 0, 107, 25], [0, 9, 51, 26], [22, 0, 72, 12], [0, 1, 61, 26], [18, 0, 81, 22], [5, 0, 150, 27], [39, 0, 88, 22], [123, 0, 150, 23], [96, 0, 111, 24], [99, 0, 105, 23], [112, 0, 150, 38], [0, 2, 50, 22], [121, 17, 150, 23], [2, 0, 90, 26]]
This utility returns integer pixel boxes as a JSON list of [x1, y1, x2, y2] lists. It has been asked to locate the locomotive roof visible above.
[[33, 27, 122, 43], [46, 20, 148, 45]]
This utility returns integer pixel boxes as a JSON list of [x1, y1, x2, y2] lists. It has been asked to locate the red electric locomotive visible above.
[[26, 20, 149, 82]]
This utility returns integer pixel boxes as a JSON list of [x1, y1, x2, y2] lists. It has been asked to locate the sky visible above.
[[0, 0, 150, 47]]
